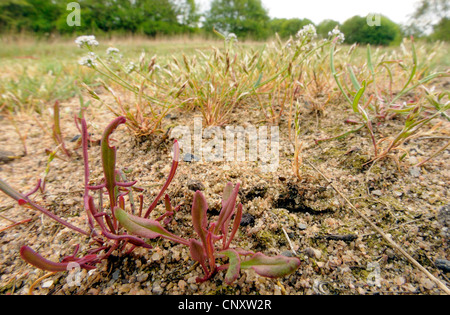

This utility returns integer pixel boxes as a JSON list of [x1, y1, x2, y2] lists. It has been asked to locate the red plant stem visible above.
[[206, 230, 216, 272], [26, 199, 90, 236], [0, 178, 89, 236], [0, 218, 32, 233], [144, 141, 180, 218], [81, 118, 91, 210], [24, 180, 42, 198], [138, 195, 144, 217]]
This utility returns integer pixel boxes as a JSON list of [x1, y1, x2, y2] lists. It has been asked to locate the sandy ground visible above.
[[0, 85, 449, 295]]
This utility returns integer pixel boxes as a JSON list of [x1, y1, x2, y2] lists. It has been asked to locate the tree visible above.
[[341, 15, 402, 46], [172, 0, 201, 31], [316, 19, 340, 39], [270, 18, 314, 39], [431, 17, 450, 41], [411, 0, 449, 28], [55, 0, 188, 36], [0, 0, 61, 33], [203, 0, 271, 40], [407, 0, 450, 40]]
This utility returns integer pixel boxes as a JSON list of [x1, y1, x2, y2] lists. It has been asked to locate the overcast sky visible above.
[[198, 0, 421, 25]]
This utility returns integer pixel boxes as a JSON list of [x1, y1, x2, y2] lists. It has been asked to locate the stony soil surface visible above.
[[0, 86, 449, 295]]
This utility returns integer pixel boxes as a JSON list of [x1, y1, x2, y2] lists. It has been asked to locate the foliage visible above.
[[76, 36, 187, 137], [341, 15, 402, 46], [316, 19, 341, 39], [1, 0, 449, 43], [1, 0, 200, 36], [269, 18, 315, 39], [202, 0, 271, 40], [0, 0, 60, 34], [431, 17, 450, 41]]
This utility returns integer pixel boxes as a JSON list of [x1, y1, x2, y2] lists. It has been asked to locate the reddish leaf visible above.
[[191, 190, 209, 244], [221, 182, 234, 207], [220, 249, 241, 285], [224, 203, 243, 249], [116, 208, 189, 246], [189, 239, 206, 266], [214, 183, 240, 235], [20, 246, 97, 272], [144, 140, 180, 218], [240, 253, 300, 279], [101, 116, 126, 203]]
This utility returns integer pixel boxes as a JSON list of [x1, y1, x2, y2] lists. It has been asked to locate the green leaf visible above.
[[352, 80, 367, 114], [367, 44, 375, 76], [240, 253, 300, 279], [330, 44, 353, 106], [116, 208, 189, 246], [0, 178, 26, 201], [347, 65, 361, 91], [101, 117, 126, 198], [254, 72, 263, 89], [213, 28, 226, 40], [221, 249, 241, 285]]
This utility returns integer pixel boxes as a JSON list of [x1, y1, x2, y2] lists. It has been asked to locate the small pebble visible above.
[[304, 247, 322, 259], [409, 167, 421, 177], [152, 285, 164, 295], [281, 250, 295, 257], [371, 190, 382, 196], [240, 213, 255, 227], [136, 273, 149, 282], [187, 180, 205, 191], [42, 280, 53, 288], [298, 223, 307, 231]]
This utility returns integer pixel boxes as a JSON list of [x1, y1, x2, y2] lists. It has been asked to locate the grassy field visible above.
[[0, 32, 449, 295], [0, 35, 264, 113]]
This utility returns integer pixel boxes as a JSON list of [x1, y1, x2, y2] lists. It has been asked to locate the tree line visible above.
[[0, 0, 448, 44]]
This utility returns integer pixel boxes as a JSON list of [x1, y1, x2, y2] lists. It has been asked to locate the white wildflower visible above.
[[125, 61, 137, 74], [226, 33, 238, 43], [328, 27, 345, 44], [106, 47, 120, 55], [75, 35, 99, 48], [296, 24, 317, 42], [78, 52, 97, 68]]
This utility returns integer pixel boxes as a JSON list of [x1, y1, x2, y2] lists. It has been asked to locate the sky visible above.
[[197, 0, 422, 25]]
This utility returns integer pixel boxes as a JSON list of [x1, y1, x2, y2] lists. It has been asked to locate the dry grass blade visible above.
[[28, 272, 56, 295]]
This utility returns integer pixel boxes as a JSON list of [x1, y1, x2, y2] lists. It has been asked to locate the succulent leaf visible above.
[[240, 253, 300, 279], [220, 249, 241, 285], [116, 208, 189, 246]]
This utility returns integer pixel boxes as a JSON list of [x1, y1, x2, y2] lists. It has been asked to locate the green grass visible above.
[[0, 34, 263, 113]]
